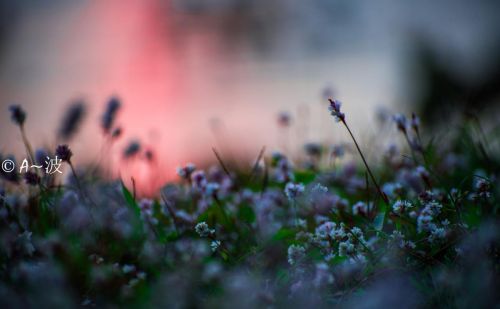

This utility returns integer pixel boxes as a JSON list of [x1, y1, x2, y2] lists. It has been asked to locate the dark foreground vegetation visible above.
[[1, 98, 499, 308]]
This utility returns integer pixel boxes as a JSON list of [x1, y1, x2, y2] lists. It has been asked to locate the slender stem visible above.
[[69, 162, 97, 222], [341, 120, 389, 205], [212, 147, 231, 178], [292, 199, 298, 227], [213, 195, 231, 227], [403, 132, 418, 165], [161, 194, 180, 234], [20, 125, 35, 164]]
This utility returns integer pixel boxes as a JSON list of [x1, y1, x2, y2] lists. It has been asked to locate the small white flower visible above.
[[210, 240, 221, 252], [331, 224, 347, 241], [392, 200, 413, 214], [312, 183, 328, 194], [338, 241, 355, 257], [122, 264, 136, 274], [205, 182, 220, 196], [352, 201, 372, 216], [284, 182, 305, 200], [287, 244, 306, 265], [315, 221, 336, 240], [428, 227, 446, 243], [195, 222, 214, 238]]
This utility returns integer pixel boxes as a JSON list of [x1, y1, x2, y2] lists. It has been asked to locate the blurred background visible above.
[[0, 0, 499, 191]]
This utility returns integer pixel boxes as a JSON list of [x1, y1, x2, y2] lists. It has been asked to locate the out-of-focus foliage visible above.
[[1, 97, 499, 307]]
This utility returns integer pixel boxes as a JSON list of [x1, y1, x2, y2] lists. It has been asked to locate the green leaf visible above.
[[272, 228, 295, 241], [294, 170, 316, 184], [373, 211, 386, 231], [238, 205, 256, 224], [122, 183, 139, 215], [121, 182, 144, 237]]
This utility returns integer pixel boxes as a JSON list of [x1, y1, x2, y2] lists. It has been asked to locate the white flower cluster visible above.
[[195, 221, 215, 238], [287, 244, 306, 265], [392, 200, 413, 214], [390, 230, 416, 249], [284, 182, 305, 200]]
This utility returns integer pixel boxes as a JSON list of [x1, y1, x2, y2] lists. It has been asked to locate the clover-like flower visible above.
[[287, 244, 306, 265], [392, 200, 413, 214], [195, 221, 214, 238]]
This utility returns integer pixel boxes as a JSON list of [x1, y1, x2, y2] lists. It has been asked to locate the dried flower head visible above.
[[111, 127, 122, 139], [58, 100, 86, 140], [328, 99, 345, 122], [392, 113, 407, 133], [411, 112, 420, 131], [9, 104, 26, 126], [304, 142, 322, 157], [123, 140, 141, 158], [55, 144, 73, 162], [277, 111, 292, 127], [102, 96, 121, 133]]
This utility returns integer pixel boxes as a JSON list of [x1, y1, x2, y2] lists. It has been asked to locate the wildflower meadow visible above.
[[0, 96, 498, 308]]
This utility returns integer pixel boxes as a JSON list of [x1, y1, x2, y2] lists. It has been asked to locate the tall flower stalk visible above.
[[9, 105, 35, 164], [328, 99, 389, 206]]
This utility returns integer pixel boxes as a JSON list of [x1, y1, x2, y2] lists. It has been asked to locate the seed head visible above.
[[55, 144, 73, 162], [392, 113, 407, 133], [9, 105, 26, 126], [304, 142, 322, 157], [277, 111, 291, 127], [411, 112, 420, 132], [328, 99, 345, 122], [58, 100, 86, 140], [123, 140, 141, 158], [111, 127, 122, 139], [102, 96, 121, 133]]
